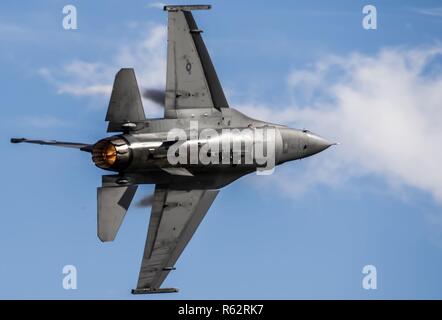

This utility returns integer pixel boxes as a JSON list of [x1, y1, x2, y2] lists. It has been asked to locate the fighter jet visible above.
[[11, 5, 334, 294]]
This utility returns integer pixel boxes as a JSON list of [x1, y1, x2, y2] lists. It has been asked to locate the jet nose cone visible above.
[[302, 131, 334, 157]]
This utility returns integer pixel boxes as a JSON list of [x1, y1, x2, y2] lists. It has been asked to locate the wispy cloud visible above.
[[415, 7, 442, 17], [239, 46, 442, 203], [38, 62, 113, 97], [39, 24, 167, 116], [0, 23, 26, 34]]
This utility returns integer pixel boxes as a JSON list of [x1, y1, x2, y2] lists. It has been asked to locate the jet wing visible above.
[[132, 186, 219, 294], [164, 5, 229, 118]]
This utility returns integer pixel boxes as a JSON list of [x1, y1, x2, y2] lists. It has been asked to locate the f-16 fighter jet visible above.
[[11, 5, 335, 294]]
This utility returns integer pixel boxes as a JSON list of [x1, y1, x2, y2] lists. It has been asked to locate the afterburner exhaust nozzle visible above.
[[92, 137, 131, 170]]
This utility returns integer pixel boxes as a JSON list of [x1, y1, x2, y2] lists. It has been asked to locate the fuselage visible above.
[[92, 108, 332, 189]]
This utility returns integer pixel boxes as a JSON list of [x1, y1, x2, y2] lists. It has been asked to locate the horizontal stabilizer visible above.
[[106, 68, 145, 131], [97, 185, 138, 242]]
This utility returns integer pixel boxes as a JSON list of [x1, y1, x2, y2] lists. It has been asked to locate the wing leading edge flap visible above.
[[183, 11, 229, 109], [135, 187, 219, 292], [97, 185, 138, 242]]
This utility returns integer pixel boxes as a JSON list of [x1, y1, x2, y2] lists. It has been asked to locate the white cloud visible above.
[[39, 22, 442, 203], [239, 46, 442, 202], [39, 24, 167, 117]]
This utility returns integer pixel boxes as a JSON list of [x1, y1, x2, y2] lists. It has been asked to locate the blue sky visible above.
[[1, 0, 442, 299]]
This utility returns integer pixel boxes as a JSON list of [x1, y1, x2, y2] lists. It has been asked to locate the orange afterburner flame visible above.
[[92, 140, 118, 169], [91, 137, 130, 170], [103, 143, 117, 165]]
